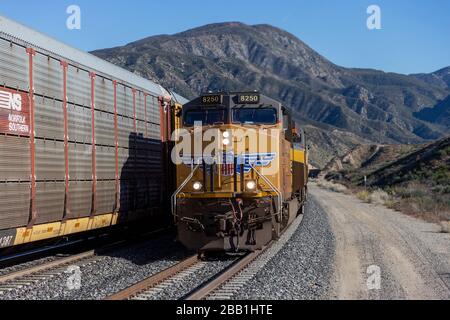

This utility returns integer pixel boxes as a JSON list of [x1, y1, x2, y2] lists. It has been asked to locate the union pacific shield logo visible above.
[[182, 152, 277, 176], [237, 153, 277, 175]]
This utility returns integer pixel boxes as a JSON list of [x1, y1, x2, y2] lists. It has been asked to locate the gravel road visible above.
[[312, 183, 450, 300]]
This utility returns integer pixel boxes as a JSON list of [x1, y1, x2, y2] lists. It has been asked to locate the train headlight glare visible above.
[[223, 138, 230, 146], [246, 180, 257, 190], [222, 131, 230, 138], [193, 182, 203, 191]]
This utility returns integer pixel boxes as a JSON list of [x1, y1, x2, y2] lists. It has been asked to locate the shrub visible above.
[[357, 190, 370, 202], [317, 180, 348, 193], [440, 221, 450, 234], [369, 189, 390, 205]]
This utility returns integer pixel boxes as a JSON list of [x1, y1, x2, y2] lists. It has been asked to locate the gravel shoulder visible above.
[[234, 195, 336, 300], [311, 183, 450, 300], [0, 234, 190, 300]]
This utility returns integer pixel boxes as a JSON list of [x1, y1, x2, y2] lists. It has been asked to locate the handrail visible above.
[[171, 164, 200, 220], [249, 163, 283, 221]]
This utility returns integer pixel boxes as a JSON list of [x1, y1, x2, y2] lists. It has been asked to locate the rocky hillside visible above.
[[324, 136, 450, 191], [364, 137, 450, 190], [323, 136, 450, 221], [91, 22, 450, 166], [412, 67, 450, 90]]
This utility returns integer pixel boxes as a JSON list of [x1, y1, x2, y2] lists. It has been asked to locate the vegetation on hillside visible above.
[[323, 137, 450, 224]]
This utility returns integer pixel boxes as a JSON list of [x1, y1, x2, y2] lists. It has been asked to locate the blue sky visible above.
[[1, 0, 449, 74]]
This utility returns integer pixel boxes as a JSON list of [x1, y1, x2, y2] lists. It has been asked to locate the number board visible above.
[[237, 93, 260, 104], [201, 95, 222, 105]]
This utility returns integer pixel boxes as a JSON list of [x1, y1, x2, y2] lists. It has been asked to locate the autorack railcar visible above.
[[0, 15, 186, 250]]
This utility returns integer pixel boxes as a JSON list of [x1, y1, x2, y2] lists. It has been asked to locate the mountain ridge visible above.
[[91, 22, 450, 166]]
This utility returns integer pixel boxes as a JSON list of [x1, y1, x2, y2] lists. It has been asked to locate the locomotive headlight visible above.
[[246, 180, 257, 191], [222, 138, 230, 146], [193, 181, 203, 191], [222, 131, 230, 138]]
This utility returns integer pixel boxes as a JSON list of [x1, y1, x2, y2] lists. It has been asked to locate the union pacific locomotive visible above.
[[172, 92, 308, 253]]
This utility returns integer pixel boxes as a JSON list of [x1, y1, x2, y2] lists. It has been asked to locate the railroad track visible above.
[[185, 245, 271, 300], [0, 250, 100, 295], [105, 245, 271, 301], [107, 214, 304, 301], [106, 245, 270, 300], [0, 227, 173, 296], [106, 255, 201, 300]]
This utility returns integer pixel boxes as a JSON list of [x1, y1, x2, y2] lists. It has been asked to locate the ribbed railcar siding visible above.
[[96, 181, 115, 215], [118, 147, 134, 179], [116, 83, 127, 117], [96, 146, 116, 180], [33, 52, 63, 100], [94, 76, 114, 113], [67, 65, 91, 107], [35, 96, 64, 140], [136, 92, 146, 121], [68, 104, 92, 143], [35, 181, 65, 224], [0, 38, 28, 90], [147, 143, 164, 174], [0, 135, 31, 182], [69, 143, 92, 180], [35, 139, 65, 181], [123, 86, 134, 118], [148, 96, 161, 124], [136, 120, 147, 140], [117, 116, 135, 148], [0, 183, 30, 230], [148, 123, 161, 140], [68, 181, 92, 218], [95, 110, 115, 146]]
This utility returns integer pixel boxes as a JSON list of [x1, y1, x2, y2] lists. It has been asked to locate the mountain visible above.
[[91, 22, 450, 166], [414, 95, 450, 127], [412, 67, 450, 90]]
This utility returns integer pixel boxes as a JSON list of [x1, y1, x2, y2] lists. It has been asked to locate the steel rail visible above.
[[185, 243, 272, 300], [105, 255, 199, 300], [0, 250, 96, 285]]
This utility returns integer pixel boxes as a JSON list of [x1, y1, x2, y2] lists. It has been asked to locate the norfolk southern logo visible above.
[[0, 90, 22, 111], [182, 153, 277, 176]]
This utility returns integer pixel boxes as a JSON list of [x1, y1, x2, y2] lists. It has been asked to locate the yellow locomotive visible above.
[[171, 92, 308, 253]]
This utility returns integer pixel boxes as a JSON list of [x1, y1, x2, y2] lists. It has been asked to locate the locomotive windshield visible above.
[[232, 108, 278, 125], [184, 109, 228, 126]]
